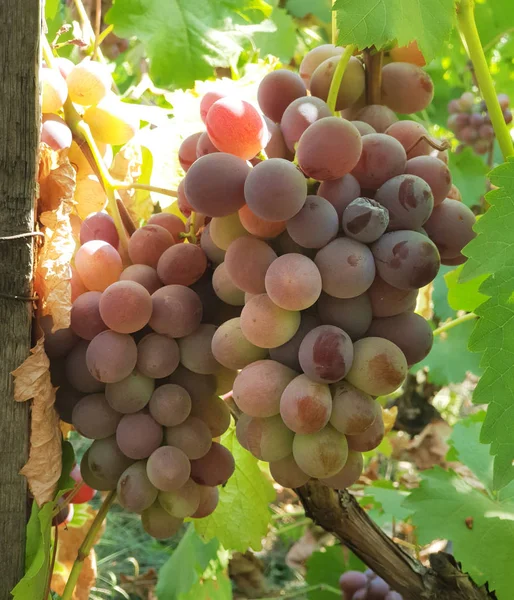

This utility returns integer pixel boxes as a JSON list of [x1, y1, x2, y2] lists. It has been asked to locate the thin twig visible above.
[[405, 135, 451, 156]]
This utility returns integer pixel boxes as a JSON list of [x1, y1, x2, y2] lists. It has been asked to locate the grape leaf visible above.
[[254, 6, 298, 63], [432, 264, 454, 321], [460, 159, 514, 489], [412, 320, 482, 385], [306, 545, 363, 600], [448, 147, 488, 208], [333, 0, 455, 63], [286, 0, 332, 22], [362, 483, 412, 521], [193, 428, 275, 551], [105, 0, 273, 89], [404, 467, 514, 599], [444, 265, 488, 313]]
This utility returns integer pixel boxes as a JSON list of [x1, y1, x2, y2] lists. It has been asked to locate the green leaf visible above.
[[11, 502, 54, 600], [432, 264, 455, 321], [156, 525, 231, 600], [305, 546, 350, 600], [362, 483, 413, 522], [57, 440, 75, 493], [448, 147, 488, 208], [460, 159, 514, 488], [333, 0, 455, 63], [286, 0, 332, 22], [255, 7, 298, 63], [194, 428, 275, 552], [404, 467, 514, 599], [444, 266, 488, 313], [412, 320, 482, 385], [475, 0, 514, 51], [45, 0, 64, 41], [105, 0, 273, 89]]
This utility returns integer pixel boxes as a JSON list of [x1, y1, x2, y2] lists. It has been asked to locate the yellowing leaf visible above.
[[382, 406, 397, 435], [38, 145, 76, 214], [12, 338, 61, 505]]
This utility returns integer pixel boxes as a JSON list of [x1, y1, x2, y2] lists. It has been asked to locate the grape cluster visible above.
[[340, 570, 402, 599], [172, 45, 477, 490], [447, 91, 512, 155]]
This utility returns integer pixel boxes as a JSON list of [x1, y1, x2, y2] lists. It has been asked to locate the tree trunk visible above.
[[0, 1, 40, 596]]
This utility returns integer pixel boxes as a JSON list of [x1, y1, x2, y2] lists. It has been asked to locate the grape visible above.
[[423, 199, 476, 259], [390, 40, 426, 66], [178, 324, 220, 375], [200, 90, 227, 122], [297, 117, 362, 181], [279, 374, 332, 434], [99, 281, 152, 334], [479, 124, 495, 140], [299, 44, 343, 88], [368, 276, 417, 318], [41, 317, 78, 358], [200, 223, 226, 265], [385, 592, 403, 600], [369, 578, 390, 599], [149, 285, 203, 338], [286, 195, 339, 249], [196, 131, 220, 158], [257, 69, 307, 122], [67, 60, 110, 109], [385, 120, 433, 159], [136, 333, 180, 379], [66, 340, 105, 393], [342, 197, 389, 243], [339, 571, 368, 598], [310, 56, 365, 111], [149, 384, 191, 427], [375, 174, 434, 231], [320, 449, 364, 489], [245, 158, 307, 221], [159, 478, 201, 518], [404, 156, 451, 206], [315, 238, 375, 298], [141, 502, 183, 539], [192, 485, 219, 518], [211, 317, 268, 370], [298, 325, 353, 384], [157, 243, 207, 286], [128, 224, 174, 268], [241, 294, 300, 349], [88, 436, 134, 486], [75, 240, 123, 292], [148, 213, 187, 242], [346, 337, 408, 395], [371, 230, 440, 290], [225, 237, 277, 294], [83, 96, 139, 145], [473, 139, 491, 155], [233, 359, 296, 417], [206, 97, 267, 160], [351, 120, 377, 136], [212, 263, 245, 306], [210, 212, 249, 250], [184, 153, 250, 217], [381, 62, 434, 113], [351, 134, 407, 189], [80, 448, 114, 491], [178, 132, 203, 171], [120, 264, 161, 295], [270, 313, 320, 371], [292, 425, 348, 479], [74, 174, 108, 219], [263, 117, 291, 159], [86, 330, 137, 383], [69, 464, 96, 504], [366, 312, 433, 365], [238, 206, 285, 240], [72, 393, 122, 439], [317, 292, 372, 341], [168, 365, 217, 401], [117, 461, 158, 513], [280, 96, 332, 152], [177, 179, 193, 218], [190, 442, 235, 486], [105, 370, 155, 413], [355, 105, 398, 133], [269, 454, 310, 488], [457, 126, 478, 143], [41, 114, 72, 150], [265, 254, 322, 311], [165, 416, 212, 459], [215, 366, 237, 395], [146, 446, 191, 492], [347, 412, 386, 452], [41, 68, 68, 113], [189, 394, 231, 437], [55, 382, 83, 424], [330, 381, 380, 434], [243, 415, 295, 461], [80, 212, 119, 248], [318, 174, 361, 219], [70, 291, 107, 341], [117, 412, 163, 459], [504, 108, 513, 124]]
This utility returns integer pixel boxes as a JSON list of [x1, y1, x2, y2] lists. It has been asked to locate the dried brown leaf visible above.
[[12, 338, 61, 505], [416, 282, 433, 320], [382, 406, 398, 435], [38, 145, 76, 214], [407, 420, 452, 470]]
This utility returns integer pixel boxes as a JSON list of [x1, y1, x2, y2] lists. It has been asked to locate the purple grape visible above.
[[339, 571, 368, 597]]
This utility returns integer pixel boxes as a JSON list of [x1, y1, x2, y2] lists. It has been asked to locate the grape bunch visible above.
[[171, 44, 477, 490], [447, 90, 512, 155], [340, 570, 402, 599]]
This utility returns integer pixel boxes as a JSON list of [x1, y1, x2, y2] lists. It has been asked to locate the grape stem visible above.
[[114, 181, 179, 198], [405, 135, 450, 156], [253, 583, 341, 600], [326, 44, 357, 115], [433, 312, 477, 336], [61, 491, 116, 600], [364, 48, 383, 105], [457, 0, 514, 160]]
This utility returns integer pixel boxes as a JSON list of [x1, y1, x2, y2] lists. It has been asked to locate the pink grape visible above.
[[75, 240, 123, 292]]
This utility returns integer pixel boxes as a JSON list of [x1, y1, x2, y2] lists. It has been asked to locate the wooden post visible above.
[[0, 1, 40, 596]]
